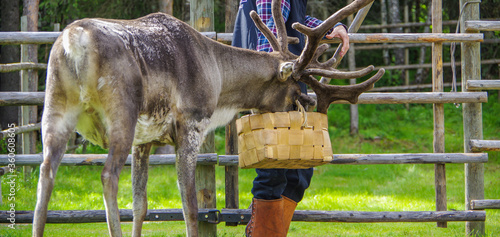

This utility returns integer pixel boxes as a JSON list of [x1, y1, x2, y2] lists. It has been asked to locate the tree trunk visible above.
[[225, 0, 238, 33], [21, 0, 39, 181], [415, 1, 432, 84], [159, 0, 173, 15], [388, 0, 404, 67], [0, 0, 20, 130], [380, 0, 390, 66]]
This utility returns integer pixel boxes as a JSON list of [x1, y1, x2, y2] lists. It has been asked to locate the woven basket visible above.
[[236, 111, 333, 169]]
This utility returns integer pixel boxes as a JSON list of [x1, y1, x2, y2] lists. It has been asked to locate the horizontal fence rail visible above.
[[2, 153, 488, 167], [0, 32, 484, 45], [355, 39, 500, 50], [0, 209, 485, 224], [465, 20, 500, 31], [218, 153, 488, 166], [469, 140, 500, 152], [364, 59, 500, 71], [0, 62, 47, 72], [216, 33, 484, 44], [369, 83, 459, 92], [0, 92, 487, 106], [0, 123, 40, 140], [0, 209, 220, 224], [470, 200, 500, 210], [467, 80, 500, 90], [0, 153, 217, 166], [0, 92, 45, 106], [344, 92, 488, 104]]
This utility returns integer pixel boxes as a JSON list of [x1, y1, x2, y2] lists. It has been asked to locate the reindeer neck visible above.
[[214, 44, 282, 84], [212, 44, 285, 109]]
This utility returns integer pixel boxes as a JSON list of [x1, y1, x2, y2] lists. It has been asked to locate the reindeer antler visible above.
[[301, 68, 385, 113], [291, 0, 374, 76], [251, 0, 384, 114]]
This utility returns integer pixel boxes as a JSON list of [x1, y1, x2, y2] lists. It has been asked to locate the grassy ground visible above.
[[1, 94, 500, 236]]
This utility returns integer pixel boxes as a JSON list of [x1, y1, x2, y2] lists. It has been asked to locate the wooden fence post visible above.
[[347, 2, 359, 135], [460, 0, 485, 236], [404, 0, 410, 110], [431, 0, 447, 228], [190, 1, 217, 236], [20, 15, 38, 182], [224, 0, 240, 227]]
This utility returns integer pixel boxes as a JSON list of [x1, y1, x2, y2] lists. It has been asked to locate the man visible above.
[[232, 0, 350, 236]]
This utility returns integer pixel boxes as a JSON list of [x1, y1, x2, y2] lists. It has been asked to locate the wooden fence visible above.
[[1, 0, 500, 236]]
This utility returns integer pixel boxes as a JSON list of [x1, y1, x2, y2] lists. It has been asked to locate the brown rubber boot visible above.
[[282, 195, 298, 235], [245, 198, 285, 237]]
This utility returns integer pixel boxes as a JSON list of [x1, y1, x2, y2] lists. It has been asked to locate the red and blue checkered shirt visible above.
[[255, 0, 329, 53]]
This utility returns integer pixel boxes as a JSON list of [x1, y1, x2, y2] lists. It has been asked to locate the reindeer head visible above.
[[251, 0, 384, 113]]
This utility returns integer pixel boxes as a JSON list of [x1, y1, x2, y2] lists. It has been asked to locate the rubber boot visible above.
[[282, 195, 298, 235], [245, 198, 285, 237]]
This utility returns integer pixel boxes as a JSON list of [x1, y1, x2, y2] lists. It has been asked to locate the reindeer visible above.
[[33, 0, 383, 236]]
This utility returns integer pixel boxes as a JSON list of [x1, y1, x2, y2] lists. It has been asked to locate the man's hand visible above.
[[326, 25, 350, 57]]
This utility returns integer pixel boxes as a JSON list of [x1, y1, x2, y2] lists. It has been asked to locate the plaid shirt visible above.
[[256, 0, 331, 53]]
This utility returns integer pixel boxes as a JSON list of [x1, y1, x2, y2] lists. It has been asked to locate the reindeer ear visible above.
[[278, 62, 293, 82]]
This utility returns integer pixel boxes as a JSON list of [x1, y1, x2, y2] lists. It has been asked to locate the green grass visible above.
[[2, 94, 500, 236]]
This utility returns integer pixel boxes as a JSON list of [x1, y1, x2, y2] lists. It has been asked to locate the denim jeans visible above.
[[251, 168, 314, 203]]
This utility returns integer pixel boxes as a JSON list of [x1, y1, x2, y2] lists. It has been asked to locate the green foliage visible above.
[[39, 0, 158, 30]]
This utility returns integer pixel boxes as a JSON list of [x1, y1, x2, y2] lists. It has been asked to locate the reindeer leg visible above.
[[101, 133, 135, 237], [131, 143, 152, 237], [100, 109, 138, 237], [33, 61, 81, 236], [33, 109, 79, 236], [175, 117, 209, 237]]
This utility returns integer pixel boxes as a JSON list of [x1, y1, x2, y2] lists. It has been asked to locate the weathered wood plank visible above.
[[0, 153, 218, 166], [469, 140, 500, 152], [0, 92, 45, 106], [331, 92, 487, 104], [291, 210, 485, 223], [20, 16, 39, 180], [0, 62, 47, 72], [1, 209, 217, 223], [0, 32, 484, 45], [431, 0, 447, 227], [370, 83, 458, 92], [470, 200, 500, 210], [355, 39, 500, 50], [358, 20, 458, 30], [224, 117, 239, 226], [1, 209, 485, 223], [360, 59, 500, 71], [216, 33, 484, 43], [0, 32, 60, 44], [467, 80, 500, 90], [0, 123, 40, 140], [1, 92, 487, 106], [327, 33, 483, 43], [217, 153, 488, 166], [191, 3, 216, 234], [461, 0, 485, 235], [465, 20, 500, 31], [221, 209, 486, 223], [222, 0, 237, 207], [330, 153, 488, 164], [0, 31, 216, 44]]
